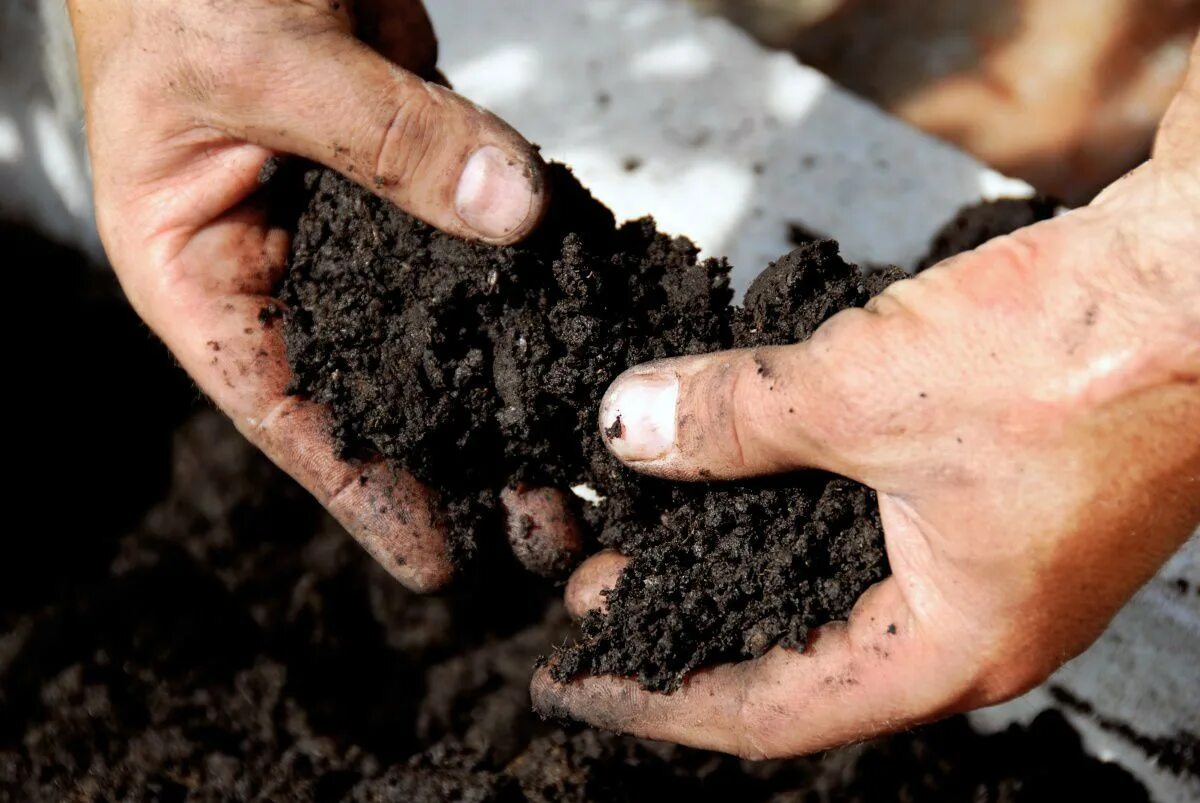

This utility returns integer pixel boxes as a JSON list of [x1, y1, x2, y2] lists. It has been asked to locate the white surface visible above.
[[430, 0, 1033, 291]]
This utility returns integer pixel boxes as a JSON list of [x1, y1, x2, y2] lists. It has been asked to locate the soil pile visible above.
[[281, 167, 893, 690]]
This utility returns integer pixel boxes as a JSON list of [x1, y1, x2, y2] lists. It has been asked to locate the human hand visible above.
[[532, 38, 1200, 757], [69, 0, 572, 591]]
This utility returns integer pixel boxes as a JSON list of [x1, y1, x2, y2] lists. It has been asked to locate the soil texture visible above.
[[918, 195, 1059, 270], [281, 167, 894, 690]]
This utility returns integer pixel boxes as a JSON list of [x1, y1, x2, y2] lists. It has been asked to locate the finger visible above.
[[501, 486, 585, 578], [597, 323, 883, 482], [213, 21, 547, 244], [137, 200, 454, 592], [533, 576, 983, 759], [564, 550, 628, 618]]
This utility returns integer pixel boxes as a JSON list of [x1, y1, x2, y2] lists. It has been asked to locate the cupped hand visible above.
[[69, 0, 573, 590], [532, 38, 1200, 757]]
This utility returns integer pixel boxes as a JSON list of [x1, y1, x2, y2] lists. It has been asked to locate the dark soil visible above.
[[918, 195, 1059, 270], [0, 222, 1155, 801], [281, 166, 893, 691]]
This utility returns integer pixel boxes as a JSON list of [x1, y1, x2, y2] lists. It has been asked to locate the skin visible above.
[[68, 0, 579, 591], [532, 36, 1200, 757]]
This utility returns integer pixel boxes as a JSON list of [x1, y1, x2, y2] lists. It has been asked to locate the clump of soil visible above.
[[281, 167, 893, 690], [281, 164, 734, 560], [0, 223, 1156, 802], [919, 195, 1059, 270]]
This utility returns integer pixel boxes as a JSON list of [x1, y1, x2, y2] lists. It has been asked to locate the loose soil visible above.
[[0, 219, 1157, 801], [282, 166, 895, 691], [918, 195, 1059, 270]]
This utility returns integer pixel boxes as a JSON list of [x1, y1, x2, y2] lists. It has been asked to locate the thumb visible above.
[[219, 27, 547, 244], [598, 309, 898, 483]]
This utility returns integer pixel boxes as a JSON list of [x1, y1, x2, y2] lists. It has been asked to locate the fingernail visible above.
[[455, 145, 537, 240], [600, 372, 678, 462]]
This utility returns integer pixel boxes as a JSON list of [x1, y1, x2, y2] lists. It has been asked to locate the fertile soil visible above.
[[918, 195, 1059, 270], [282, 166, 893, 691], [0, 220, 1159, 801]]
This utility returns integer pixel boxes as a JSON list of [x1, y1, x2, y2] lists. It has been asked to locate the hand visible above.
[[69, 0, 571, 591], [532, 38, 1200, 758]]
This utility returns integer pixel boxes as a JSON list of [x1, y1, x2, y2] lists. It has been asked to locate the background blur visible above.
[[694, 0, 1200, 204]]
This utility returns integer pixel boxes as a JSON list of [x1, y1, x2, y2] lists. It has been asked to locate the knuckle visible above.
[[734, 699, 792, 760], [731, 663, 797, 760], [374, 85, 446, 188], [801, 311, 900, 454], [944, 635, 1053, 710], [973, 226, 1045, 282], [676, 356, 751, 470], [918, 621, 1052, 714], [171, 9, 343, 118], [176, 38, 272, 114]]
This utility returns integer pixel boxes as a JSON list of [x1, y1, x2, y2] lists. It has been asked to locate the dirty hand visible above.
[[69, 0, 567, 591], [532, 39, 1200, 757]]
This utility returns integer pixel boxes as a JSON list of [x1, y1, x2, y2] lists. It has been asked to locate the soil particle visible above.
[[257, 155, 282, 185], [603, 415, 624, 441], [258, 304, 283, 327]]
